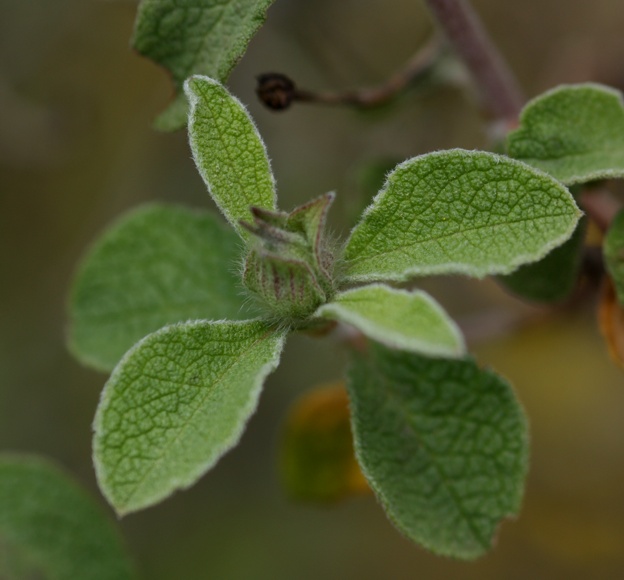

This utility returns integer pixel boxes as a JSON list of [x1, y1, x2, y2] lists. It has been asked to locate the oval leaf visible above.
[[186, 76, 276, 237], [133, 0, 276, 131], [316, 284, 465, 357], [94, 320, 286, 515], [0, 454, 135, 579], [343, 150, 581, 282], [347, 344, 529, 559], [604, 209, 624, 305], [69, 204, 250, 372], [507, 84, 624, 185]]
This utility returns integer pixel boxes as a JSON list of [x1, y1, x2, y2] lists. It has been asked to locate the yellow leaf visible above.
[[598, 277, 624, 369], [280, 382, 369, 502]]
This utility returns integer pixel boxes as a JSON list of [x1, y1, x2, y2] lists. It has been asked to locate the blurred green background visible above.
[[2, 0, 624, 578]]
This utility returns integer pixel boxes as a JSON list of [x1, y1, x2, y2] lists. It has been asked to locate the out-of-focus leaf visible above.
[[343, 150, 581, 282], [604, 209, 624, 305], [133, 0, 275, 131], [280, 382, 369, 502], [0, 454, 135, 580], [94, 320, 286, 515], [500, 217, 586, 303], [347, 343, 529, 559], [598, 277, 624, 369], [507, 84, 624, 185], [69, 204, 249, 372]]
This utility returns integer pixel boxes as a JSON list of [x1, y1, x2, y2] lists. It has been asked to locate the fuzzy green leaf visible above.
[[507, 84, 624, 185], [93, 320, 286, 515], [343, 150, 581, 282], [316, 285, 465, 357], [133, 0, 275, 131], [69, 204, 249, 372], [604, 209, 624, 305], [285, 192, 335, 277], [500, 217, 586, 303], [0, 454, 135, 579], [186, 76, 276, 237], [347, 344, 529, 559]]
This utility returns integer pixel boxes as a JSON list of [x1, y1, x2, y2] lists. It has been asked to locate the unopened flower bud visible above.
[[243, 250, 326, 321]]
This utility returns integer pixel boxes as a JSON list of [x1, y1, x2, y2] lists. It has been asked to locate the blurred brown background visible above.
[[2, 0, 624, 578]]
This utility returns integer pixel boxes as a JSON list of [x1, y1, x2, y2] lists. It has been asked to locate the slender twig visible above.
[[256, 36, 442, 112], [423, 0, 523, 122]]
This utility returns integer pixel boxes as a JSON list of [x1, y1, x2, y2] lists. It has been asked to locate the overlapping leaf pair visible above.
[[69, 76, 584, 558], [504, 84, 624, 366]]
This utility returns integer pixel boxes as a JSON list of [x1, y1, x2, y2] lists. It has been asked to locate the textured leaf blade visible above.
[[343, 150, 581, 282], [507, 84, 624, 184], [285, 192, 336, 282], [94, 320, 286, 515], [280, 383, 369, 502], [500, 217, 586, 303], [347, 344, 529, 559], [133, 0, 275, 131], [0, 454, 135, 580], [604, 209, 624, 305], [186, 76, 276, 237], [316, 284, 465, 357], [69, 204, 249, 372]]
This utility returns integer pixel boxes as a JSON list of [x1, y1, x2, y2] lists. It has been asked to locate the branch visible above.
[[423, 0, 523, 123], [256, 36, 442, 111]]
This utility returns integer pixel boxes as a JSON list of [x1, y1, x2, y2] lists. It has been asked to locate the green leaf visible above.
[[69, 204, 249, 372], [0, 454, 135, 580], [285, 192, 335, 278], [343, 150, 581, 282], [316, 284, 465, 357], [186, 76, 276, 237], [94, 319, 286, 515], [604, 209, 624, 305], [507, 84, 624, 185], [500, 217, 586, 303], [347, 344, 529, 559], [133, 0, 275, 131]]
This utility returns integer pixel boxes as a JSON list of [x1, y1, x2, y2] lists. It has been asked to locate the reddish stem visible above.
[[423, 0, 524, 122]]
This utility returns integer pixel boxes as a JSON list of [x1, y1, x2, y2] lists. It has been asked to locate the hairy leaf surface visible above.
[[186, 76, 276, 237], [69, 204, 249, 372], [94, 320, 285, 515], [507, 84, 624, 184], [133, 0, 275, 130], [316, 285, 464, 357], [0, 455, 134, 579], [348, 344, 529, 559], [343, 150, 581, 282]]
